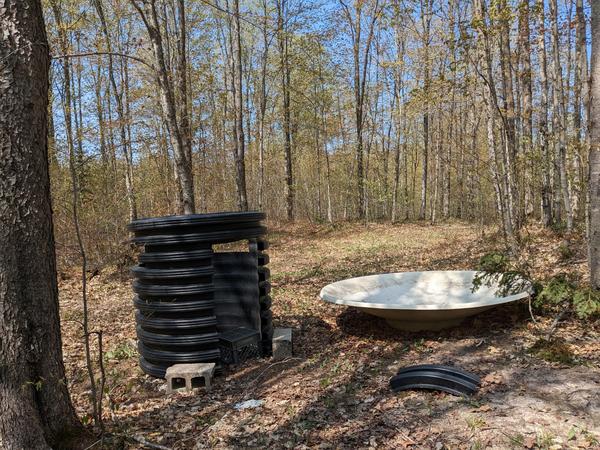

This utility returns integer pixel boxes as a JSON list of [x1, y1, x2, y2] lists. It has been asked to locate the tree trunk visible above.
[[497, 0, 519, 231], [340, 0, 379, 221], [131, 0, 195, 214], [278, 0, 293, 219], [418, 0, 432, 221], [391, 45, 405, 223], [231, 0, 248, 211], [476, 0, 517, 248], [573, 0, 588, 220], [257, 0, 270, 211], [318, 78, 333, 223], [0, 1, 82, 448], [176, 0, 195, 210], [550, 0, 574, 231], [519, 0, 534, 217], [537, 0, 553, 227], [93, 0, 138, 222], [589, 0, 600, 288], [420, 111, 429, 220]]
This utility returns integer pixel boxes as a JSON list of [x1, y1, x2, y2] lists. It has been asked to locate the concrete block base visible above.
[[272, 328, 292, 361], [165, 363, 215, 394]]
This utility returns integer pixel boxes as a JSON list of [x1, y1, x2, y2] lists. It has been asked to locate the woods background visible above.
[[44, 0, 592, 267]]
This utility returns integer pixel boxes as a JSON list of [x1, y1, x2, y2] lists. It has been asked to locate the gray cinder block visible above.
[[165, 363, 215, 394], [272, 328, 292, 360]]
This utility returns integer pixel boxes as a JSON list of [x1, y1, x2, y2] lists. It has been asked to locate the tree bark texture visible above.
[[589, 0, 600, 288], [0, 1, 81, 448], [231, 0, 248, 211]]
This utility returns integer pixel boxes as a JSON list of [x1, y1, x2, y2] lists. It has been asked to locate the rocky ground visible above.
[[58, 222, 599, 449]]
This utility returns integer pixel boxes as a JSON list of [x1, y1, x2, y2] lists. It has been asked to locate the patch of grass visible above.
[[581, 428, 599, 446], [299, 419, 318, 430], [195, 414, 218, 428], [344, 382, 359, 396], [285, 403, 297, 417], [528, 338, 576, 365], [459, 398, 483, 409], [319, 376, 332, 388], [504, 432, 525, 448], [558, 241, 573, 260], [411, 338, 429, 353], [323, 395, 336, 409], [104, 342, 137, 361], [536, 429, 556, 449], [465, 415, 486, 431], [470, 439, 484, 450]]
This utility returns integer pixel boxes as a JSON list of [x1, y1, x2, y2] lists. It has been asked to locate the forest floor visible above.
[[58, 221, 600, 449]]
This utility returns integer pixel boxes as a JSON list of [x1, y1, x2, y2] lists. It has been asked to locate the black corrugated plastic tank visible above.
[[128, 212, 271, 378]]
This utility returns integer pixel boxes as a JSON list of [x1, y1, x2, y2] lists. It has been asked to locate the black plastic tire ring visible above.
[[259, 281, 271, 295], [258, 267, 270, 282], [133, 281, 215, 297], [137, 326, 219, 346], [131, 265, 214, 280], [257, 239, 269, 251], [257, 253, 270, 266], [133, 296, 215, 313], [135, 311, 217, 330], [259, 295, 272, 310], [131, 226, 267, 246], [138, 342, 221, 363], [138, 249, 213, 264], [128, 211, 266, 232]]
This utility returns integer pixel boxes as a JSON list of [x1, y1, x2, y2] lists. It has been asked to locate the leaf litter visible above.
[[58, 222, 599, 449]]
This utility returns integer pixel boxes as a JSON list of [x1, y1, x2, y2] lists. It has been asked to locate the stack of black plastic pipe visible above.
[[128, 212, 270, 378], [257, 238, 273, 355]]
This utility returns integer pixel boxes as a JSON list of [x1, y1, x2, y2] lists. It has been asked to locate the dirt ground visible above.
[[58, 222, 600, 449]]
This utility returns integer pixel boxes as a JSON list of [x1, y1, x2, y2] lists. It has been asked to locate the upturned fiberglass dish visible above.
[[319, 271, 530, 331]]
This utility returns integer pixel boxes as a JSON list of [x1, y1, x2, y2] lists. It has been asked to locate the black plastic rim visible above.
[[258, 267, 270, 282], [128, 211, 266, 232], [138, 342, 221, 363], [135, 311, 217, 330], [133, 296, 215, 313], [257, 253, 270, 265], [136, 326, 219, 346], [138, 249, 213, 264], [396, 365, 481, 386], [259, 295, 272, 310], [390, 365, 480, 397], [139, 357, 168, 378], [131, 226, 267, 246], [259, 281, 271, 295], [133, 281, 215, 297], [131, 265, 214, 280]]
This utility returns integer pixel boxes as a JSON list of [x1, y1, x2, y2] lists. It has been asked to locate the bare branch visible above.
[[52, 51, 154, 71]]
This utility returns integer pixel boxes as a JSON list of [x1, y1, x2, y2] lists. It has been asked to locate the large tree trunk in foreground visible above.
[[0, 1, 81, 448], [589, 0, 600, 289]]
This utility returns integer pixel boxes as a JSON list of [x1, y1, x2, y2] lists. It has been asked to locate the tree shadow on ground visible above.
[[335, 302, 532, 343], [213, 333, 599, 450]]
